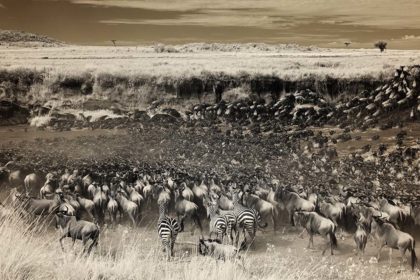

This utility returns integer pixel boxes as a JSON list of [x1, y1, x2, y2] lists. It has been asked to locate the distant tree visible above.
[[344, 42, 351, 48], [111, 40, 117, 47], [374, 41, 387, 52]]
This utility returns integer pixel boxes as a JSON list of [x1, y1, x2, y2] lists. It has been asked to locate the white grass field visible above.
[[1, 207, 419, 280], [1, 44, 420, 80]]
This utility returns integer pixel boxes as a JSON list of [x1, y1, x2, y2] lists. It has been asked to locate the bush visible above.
[[374, 41, 387, 52]]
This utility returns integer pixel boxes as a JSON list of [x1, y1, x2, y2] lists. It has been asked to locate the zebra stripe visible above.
[[158, 201, 180, 258], [208, 203, 228, 240], [230, 191, 259, 244]]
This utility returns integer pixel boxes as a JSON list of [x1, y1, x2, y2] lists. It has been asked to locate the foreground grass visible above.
[[0, 207, 419, 280]]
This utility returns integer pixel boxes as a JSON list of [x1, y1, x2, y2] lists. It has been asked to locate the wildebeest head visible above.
[[198, 238, 209, 256], [198, 238, 222, 256], [294, 211, 310, 226]]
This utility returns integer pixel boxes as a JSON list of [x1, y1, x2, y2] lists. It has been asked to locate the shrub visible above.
[[374, 41, 387, 52]]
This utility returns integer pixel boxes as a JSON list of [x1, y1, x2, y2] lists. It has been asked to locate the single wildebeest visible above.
[[371, 215, 417, 271], [294, 211, 338, 255], [56, 206, 100, 254], [242, 191, 277, 231], [107, 191, 119, 227], [198, 238, 241, 261], [15, 193, 63, 215], [115, 190, 139, 227], [379, 199, 405, 228], [354, 219, 368, 255], [24, 173, 42, 196], [276, 187, 315, 226]]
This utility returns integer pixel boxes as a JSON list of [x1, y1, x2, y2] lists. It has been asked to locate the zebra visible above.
[[157, 200, 180, 260], [206, 199, 228, 242], [230, 189, 267, 249]]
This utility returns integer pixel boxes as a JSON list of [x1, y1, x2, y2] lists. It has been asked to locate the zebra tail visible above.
[[411, 239, 417, 271]]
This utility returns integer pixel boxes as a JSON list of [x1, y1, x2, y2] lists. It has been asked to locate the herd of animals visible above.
[[0, 163, 419, 271]]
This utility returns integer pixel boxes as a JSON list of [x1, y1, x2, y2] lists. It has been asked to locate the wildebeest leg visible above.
[[290, 211, 295, 226], [399, 248, 407, 264], [82, 236, 88, 253], [129, 213, 136, 227], [177, 214, 185, 232], [59, 234, 67, 252], [193, 213, 203, 236], [307, 232, 313, 249], [87, 235, 98, 254], [87, 209, 95, 221], [271, 210, 277, 231], [377, 244, 385, 261], [389, 248, 393, 265], [298, 228, 306, 238]]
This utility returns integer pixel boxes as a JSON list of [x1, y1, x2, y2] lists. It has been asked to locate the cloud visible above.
[[402, 35, 420, 40], [71, 0, 420, 30]]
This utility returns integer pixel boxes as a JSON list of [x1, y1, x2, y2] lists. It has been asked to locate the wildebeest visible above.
[[39, 177, 58, 199], [24, 173, 42, 196], [76, 194, 95, 221], [56, 206, 100, 254], [371, 215, 417, 271], [107, 192, 119, 227], [276, 187, 315, 226], [294, 211, 337, 255], [379, 198, 405, 227], [174, 186, 202, 234], [115, 190, 139, 227], [15, 193, 63, 216], [242, 191, 277, 231], [354, 219, 368, 255], [198, 238, 241, 261]]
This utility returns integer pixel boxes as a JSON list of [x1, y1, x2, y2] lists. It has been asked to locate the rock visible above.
[[150, 113, 179, 124], [0, 100, 30, 125]]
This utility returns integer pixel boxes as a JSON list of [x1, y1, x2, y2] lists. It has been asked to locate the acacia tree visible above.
[[344, 42, 351, 48], [374, 41, 387, 52]]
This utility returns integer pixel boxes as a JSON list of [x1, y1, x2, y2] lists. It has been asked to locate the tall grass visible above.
[[0, 205, 418, 280]]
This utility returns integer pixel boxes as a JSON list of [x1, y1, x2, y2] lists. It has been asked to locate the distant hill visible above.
[[0, 30, 63, 47]]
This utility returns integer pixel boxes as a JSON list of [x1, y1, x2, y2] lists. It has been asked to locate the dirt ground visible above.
[[1, 121, 419, 279]]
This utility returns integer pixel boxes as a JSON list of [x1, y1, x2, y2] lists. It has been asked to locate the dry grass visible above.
[[0, 205, 419, 280]]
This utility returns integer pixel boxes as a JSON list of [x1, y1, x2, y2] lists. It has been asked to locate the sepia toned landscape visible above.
[[1, 1, 420, 279]]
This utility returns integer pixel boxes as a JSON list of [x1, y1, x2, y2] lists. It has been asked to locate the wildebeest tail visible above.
[[411, 239, 417, 271], [251, 209, 267, 228], [329, 232, 337, 249]]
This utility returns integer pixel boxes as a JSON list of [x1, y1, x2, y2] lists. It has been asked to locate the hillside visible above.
[[0, 30, 63, 47]]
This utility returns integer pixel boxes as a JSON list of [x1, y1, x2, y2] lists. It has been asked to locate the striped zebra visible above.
[[206, 199, 228, 242], [230, 190, 267, 249], [157, 200, 180, 260]]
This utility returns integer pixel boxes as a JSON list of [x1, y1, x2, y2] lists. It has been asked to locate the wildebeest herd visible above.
[[1, 162, 419, 271]]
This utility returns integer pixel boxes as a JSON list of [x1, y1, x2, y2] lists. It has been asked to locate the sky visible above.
[[1, 0, 420, 48]]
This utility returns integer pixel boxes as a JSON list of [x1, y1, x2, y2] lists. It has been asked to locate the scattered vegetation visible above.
[[374, 41, 388, 53]]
